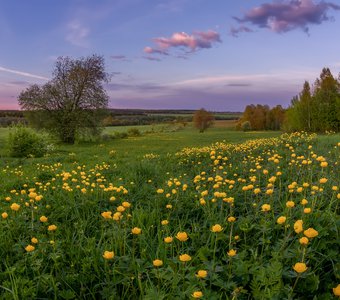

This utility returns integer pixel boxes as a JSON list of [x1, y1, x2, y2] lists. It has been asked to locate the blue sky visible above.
[[1, 0, 340, 111]]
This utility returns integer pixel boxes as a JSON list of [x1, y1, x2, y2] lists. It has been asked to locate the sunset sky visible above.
[[1, 0, 340, 111]]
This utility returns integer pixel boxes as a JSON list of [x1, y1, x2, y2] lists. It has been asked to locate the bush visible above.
[[127, 128, 141, 137], [114, 132, 128, 139], [7, 125, 49, 158], [241, 121, 252, 131]]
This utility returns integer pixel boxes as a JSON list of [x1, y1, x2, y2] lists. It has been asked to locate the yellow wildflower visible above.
[[153, 259, 163, 267], [164, 236, 173, 243], [196, 270, 208, 278], [261, 204, 271, 212], [333, 284, 340, 296], [304, 228, 318, 238], [294, 220, 303, 233], [131, 227, 142, 235], [277, 216, 286, 225], [103, 251, 114, 260], [10, 203, 20, 211], [211, 224, 223, 233], [176, 232, 189, 242], [293, 262, 307, 273], [227, 249, 237, 257], [179, 254, 191, 262], [192, 291, 203, 298], [48, 225, 57, 231], [25, 245, 35, 252]]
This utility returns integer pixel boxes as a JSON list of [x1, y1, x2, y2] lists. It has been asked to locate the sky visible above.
[[1, 0, 340, 111]]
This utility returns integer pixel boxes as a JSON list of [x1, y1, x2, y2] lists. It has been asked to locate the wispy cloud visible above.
[[142, 56, 162, 62], [230, 25, 253, 37], [226, 83, 252, 87], [233, 0, 340, 35], [144, 29, 221, 59], [0, 66, 49, 80], [110, 55, 130, 62], [144, 47, 169, 55], [66, 20, 90, 47]]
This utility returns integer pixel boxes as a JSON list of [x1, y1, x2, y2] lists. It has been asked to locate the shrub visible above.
[[7, 125, 49, 158], [127, 128, 141, 137], [114, 132, 128, 139], [241, 121, 252, 131]]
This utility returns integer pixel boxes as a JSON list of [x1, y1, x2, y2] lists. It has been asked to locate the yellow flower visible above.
[[153, 259, 163, 267], [179, 254, 191, 262], [164, 236, 173, 243], [211, 224, 223, 233], [1, 212, 8, 219], [304, 228, 318, 238], [117, 206, 125, 212], [166, 204, 172, 209], [333, 284, 340, 296], [161, 220, 169, 225], [320, 161, 328, 167], [48, 225, 57, 231], [196, 270, 208, 278], [103, 251, 114, 260], [176, 232, 189, 242], [122, 201, 131, 208], [319, 178, 327, 184], [293, 262, 308, 273], [301, 199, 308, 205], [25, 245, 35, 252], [131, 227, 142, 235], [157, 189, 164, 194], [31, 237, 38, 244], [227, 216, 236, 222], [276, 216, 286, 225], [10, 203, 20, 211], [192, 291, 203, 298], [227, 249, 237, 257], [303, 207, 312, 214], [286, 201, 295, 208], [40, 216, 48, 222], [294, 220, 303, 233], [299, 237, 309, 245], [101, 211, 112, 219], [265, 189, 273, 195], [261, 204, 271, 212]]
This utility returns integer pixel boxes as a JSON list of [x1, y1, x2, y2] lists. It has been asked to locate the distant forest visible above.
[[0, 109, 241, 127]]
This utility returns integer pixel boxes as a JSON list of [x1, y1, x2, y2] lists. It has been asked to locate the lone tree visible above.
[[18, 55, 109, 143], [193, 108, 214, 133]]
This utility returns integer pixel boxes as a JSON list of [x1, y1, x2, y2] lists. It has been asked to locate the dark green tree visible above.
[[285, 68, 340, 132], [18, 55, 109, 143]]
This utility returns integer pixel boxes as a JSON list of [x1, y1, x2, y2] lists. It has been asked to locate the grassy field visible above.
[[0, 124, 339, 299]]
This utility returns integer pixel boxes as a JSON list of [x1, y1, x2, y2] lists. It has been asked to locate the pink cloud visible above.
[[143, 30, 221, 59], [153, 30, 221, 51], [143, 47, 169, 55], [233, 0, 340, 35]]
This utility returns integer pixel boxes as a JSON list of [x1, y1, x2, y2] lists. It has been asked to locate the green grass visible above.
[[0, 126, 339, 299]]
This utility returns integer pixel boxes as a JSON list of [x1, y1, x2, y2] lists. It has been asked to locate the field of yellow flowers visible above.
[[0, 132, 339, 299]]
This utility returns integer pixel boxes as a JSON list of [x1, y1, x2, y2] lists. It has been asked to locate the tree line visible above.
[[16, 54, 340, 143], [236, 104, 285, 131], [285, 68, 340, 132]]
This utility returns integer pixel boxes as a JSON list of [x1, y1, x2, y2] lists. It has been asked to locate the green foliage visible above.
[[0, 126, 339, 299], [237, 104, 285, 131], [7, 125, 49, 158], [18, 55, 109, 144], [241, 121, 251, 131], [127, 128, 141, 137], [285, 68, 340, 132]]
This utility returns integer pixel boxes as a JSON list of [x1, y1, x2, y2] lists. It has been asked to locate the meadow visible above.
[[0, 123, 339, 299]]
